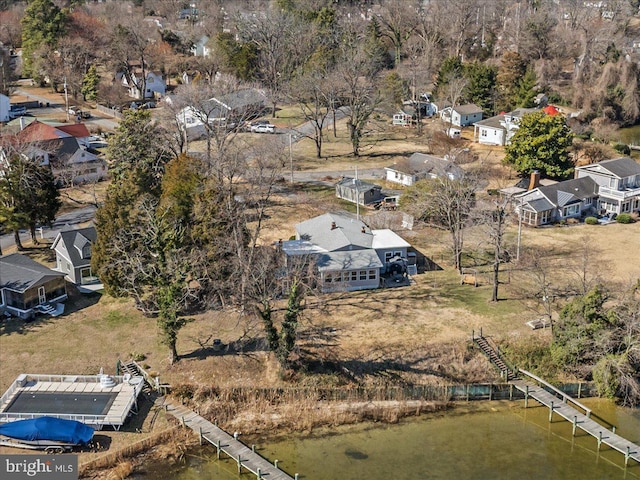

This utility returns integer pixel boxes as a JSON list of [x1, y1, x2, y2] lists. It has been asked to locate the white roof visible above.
[[281, 239, 327, 256], [371, 229, 411, 249]]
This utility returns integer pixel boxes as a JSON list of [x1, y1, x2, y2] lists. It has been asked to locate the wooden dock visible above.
[[162, 400, 297, 480], [474, 333, 640, 467], [511, 376, 640, 465]]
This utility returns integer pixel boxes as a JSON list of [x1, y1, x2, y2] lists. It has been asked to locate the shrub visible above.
[[613, 143, 631, 155], [616, 213, 633, 224], [585, 216, 598, 225]]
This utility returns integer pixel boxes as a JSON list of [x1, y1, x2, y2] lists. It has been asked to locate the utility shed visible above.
[[335, 177, 385, 206]]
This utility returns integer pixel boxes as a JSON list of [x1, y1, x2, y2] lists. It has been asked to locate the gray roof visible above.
[[592, 157, 640, 178], [522, 177, 598, 209], [295, 212, 374, 252], [0, 253, 65, 292], [51, 226, 97, 268], [215, 88, 267, 112], [386, 153, 463, 179], [316, 250, 383, 272], [525, 197, 555, 212], [454, 103, 482, 115], [336, 177, 381, 193], [474, 114, 506, 129]]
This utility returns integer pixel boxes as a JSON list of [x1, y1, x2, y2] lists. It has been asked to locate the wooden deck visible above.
[[511, 378, 640, 466], [162, 400, 296, 480]]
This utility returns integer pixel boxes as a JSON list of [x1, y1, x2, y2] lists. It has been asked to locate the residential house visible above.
[[175, 88, 267, 139], [335, 177, 385, 206], [118, 62, 166, 99], [0, 94, 9, 122], [281, 212, 411, 292], [440, 103, 483, 127], [514, 176, 599, 226], [0, 253, 67, 320], [0, 121, 107, 185], [51, 226, 99, 286], [191, 35, 210, 57], [385, 153, 464, 187], [575, 157, 640, 215], [473, 107, 538, 146]]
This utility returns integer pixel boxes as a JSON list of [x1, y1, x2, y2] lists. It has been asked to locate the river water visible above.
[[136, 399, 640, 480]]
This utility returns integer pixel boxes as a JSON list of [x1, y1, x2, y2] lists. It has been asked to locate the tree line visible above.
[[2, 0, 639, 140]]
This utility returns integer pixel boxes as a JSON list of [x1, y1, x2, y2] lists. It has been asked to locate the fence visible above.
[[78, 427, 179, 475], [177, 382, 597, 405], [96, 104, 123, 120]]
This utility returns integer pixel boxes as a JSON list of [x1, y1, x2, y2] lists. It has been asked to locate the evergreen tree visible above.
[[21, 0, 67, 78], [0, 155, 60, 249], [464, 63, 497, 115], [80, 65, 99, 102], [503, 111, 575, 179], [434, 56, 464, 100], [497, 51, 527, 111]]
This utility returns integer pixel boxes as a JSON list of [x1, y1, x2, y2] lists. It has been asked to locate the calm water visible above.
[[616, 125, 640, 145], [137, 399, 640, 480]]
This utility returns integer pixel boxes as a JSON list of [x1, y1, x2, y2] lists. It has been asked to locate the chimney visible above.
[[331, 221, 337, 230], [528, 170, 541, 190], [19, 116, 26, 130]]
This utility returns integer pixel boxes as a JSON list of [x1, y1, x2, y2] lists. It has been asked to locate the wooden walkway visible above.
[[162, 400, 297, 480], [474, 333, 640, 467]]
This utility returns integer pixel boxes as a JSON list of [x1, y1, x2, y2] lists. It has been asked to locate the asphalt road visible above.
[[0, 205, 97, 254]]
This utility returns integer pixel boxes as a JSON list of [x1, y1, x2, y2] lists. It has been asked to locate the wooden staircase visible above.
[[473, 333, 517, 381]]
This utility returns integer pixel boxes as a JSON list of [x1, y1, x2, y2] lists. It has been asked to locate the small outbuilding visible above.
[[335, 177, 385, 206]]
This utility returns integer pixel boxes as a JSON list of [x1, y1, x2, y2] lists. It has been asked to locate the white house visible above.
[[119, 63, 166, 99], [281, 212, 412, 292], [575, 157, 640, 215], [473, 108, 538, 146], [0, 94, 9, 122], [191, 35, 210, 57], [175, 88, 267, 139], [440, 103, 483, 127], [385, 153, 464, 187]]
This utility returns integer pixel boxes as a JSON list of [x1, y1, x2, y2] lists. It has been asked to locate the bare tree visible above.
[[401, 173, 478, 273], [336, 21, 383, 157], [288, 69, 334, 159], [377, 0, 421, 67], [237, 8, 311, 117], [475, 195, 511, 302]]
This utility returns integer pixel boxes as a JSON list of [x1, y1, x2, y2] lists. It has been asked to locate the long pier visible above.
[[511, 372, 640, 466], [162, 400, 297, 480], [473, 332, 640, 467]]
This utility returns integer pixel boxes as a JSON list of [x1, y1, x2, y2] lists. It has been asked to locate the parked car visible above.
[[80, 111, 91, 119], [9, 106, 27, 119], [67, 106, 80, 115], [141, 101, 156, 109], [250, 123, 276, 133]]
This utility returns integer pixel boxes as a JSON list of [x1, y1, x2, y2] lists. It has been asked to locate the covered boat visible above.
[[0, 417, 94, 448]]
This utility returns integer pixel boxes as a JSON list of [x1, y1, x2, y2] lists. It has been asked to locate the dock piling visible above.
[[524, 386, 529, 408], [274, 460, 279, 469], [252, 444, 256, 453], [199, 427, 203, 445], [572, 416, 577, 436], [237, 455, 242, 474], [217, 440, 221, 459], [258, 468, 262, 479], [549, 401, 554, 422]]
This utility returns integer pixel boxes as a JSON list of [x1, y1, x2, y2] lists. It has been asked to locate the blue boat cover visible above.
[[0, 417, 94, 444]]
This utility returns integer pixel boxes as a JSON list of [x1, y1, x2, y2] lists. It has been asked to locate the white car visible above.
[[250, 123, 276, 133]]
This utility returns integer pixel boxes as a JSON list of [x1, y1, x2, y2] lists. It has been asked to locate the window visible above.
[[562, 204, 579, 217], [368, 269, 377, 280], [481, 130, 487, 137], [82, 244, 91, 259], [351, 271, 357, 281], [324, 274, 332, 283], [359, 270, 367, 280], [385, 252, 393, 262]]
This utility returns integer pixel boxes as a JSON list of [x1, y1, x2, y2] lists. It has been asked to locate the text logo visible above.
[[1, 455, 77, 480]]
